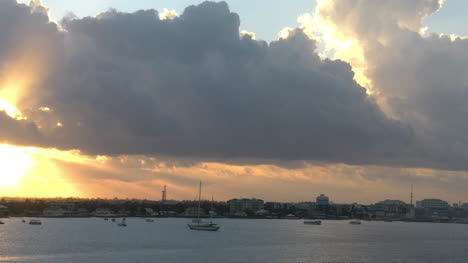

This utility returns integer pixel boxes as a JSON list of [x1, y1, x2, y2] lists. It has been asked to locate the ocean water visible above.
[[0, 218, 467, 263]]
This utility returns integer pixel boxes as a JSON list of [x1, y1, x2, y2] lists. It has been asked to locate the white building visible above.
[[416, 199, 449, 209], [184, 207, 206, 217], [227, 198, 264, 214], [316, 194, 330, 206], [42, 207, 68, 217]]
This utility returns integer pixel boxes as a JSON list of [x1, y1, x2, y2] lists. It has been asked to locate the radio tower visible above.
[[162, 185, 167, 202], [410, 184, 413, 206]]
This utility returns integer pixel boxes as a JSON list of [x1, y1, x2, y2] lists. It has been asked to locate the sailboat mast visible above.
[[197, 181, 202, 219]]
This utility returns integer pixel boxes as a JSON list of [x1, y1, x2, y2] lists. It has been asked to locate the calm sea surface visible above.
[[0, 218, 467, 263]]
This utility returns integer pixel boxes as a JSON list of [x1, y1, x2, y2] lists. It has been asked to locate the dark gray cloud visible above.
[[0, 1, 411, 166]]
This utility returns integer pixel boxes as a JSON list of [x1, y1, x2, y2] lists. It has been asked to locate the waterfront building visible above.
[[416, 199, 450, 219], [370, 200, 409, 219], [316, 194, 329, 206], [227, 198, 264, 214], [462, 203, 468, 210], [416, 199, 449, 209], [0, 205, 8, 217], [265, 202, 282, 210], [144, 208, 158, 216], [93, 208, 115, 217], [330, 204, 352, 218], [254, 209, 269, 216], [184, 207, 206, 217], [42, 207, 68, 217], [295, 202, 317, 210]]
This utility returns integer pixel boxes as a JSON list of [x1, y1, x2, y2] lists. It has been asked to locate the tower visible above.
[[410, 184, 413, 206], [162, 185, 167, 202]]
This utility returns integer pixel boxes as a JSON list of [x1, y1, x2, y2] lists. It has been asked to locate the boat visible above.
[[111, 218, 116, 222], [188, 221, 220, 231], [383, 219, 393, 222], [187, 181, 220, 231], [0, 220, 4, 225], [29, 219, 42, 225], [21, 219, 26, 223], [117, 218, 127, 227], [304, 220, 322, 225], [349, 220, 362, 225], [104, 218, 109, 221], [145, 218, 155, 222], [285, 214, 299, 220]]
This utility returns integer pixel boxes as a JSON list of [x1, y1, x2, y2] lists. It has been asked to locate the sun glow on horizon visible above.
[[0, 145, 34, 185], [0, 144, 85, 197]]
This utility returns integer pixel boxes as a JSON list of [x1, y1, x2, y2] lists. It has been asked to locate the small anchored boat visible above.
[[304, 220, 322, 225], [29, 219, 42, 225], [117, 218, 127, 227], [349, 220, 362, 225]]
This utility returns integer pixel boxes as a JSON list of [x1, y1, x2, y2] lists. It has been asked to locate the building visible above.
[[461, 203, 468, 210], [93, 208, 115, 217], [416, 199, 450, 219], [42, 207, 68, 217], [184, 207, 206, 217], [316, 194, 330, 206], [254, 209, 270, 216], [265, 202, 282, 211], [366, 200, 410, 219], [416, 199, 449, 209], [0, 205, 8, 217], [227, 198, 264, 214]]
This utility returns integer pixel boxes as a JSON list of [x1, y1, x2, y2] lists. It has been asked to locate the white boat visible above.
[[188, 221, 220, 231], [187, 181, 220, 231], [145, 218, 155, 223], [117, 218, 127, 227], [29, 219, 42, 225], [304, 220, 322, 225], [349, 220, 362, 225], [286, 214, 299, 220]]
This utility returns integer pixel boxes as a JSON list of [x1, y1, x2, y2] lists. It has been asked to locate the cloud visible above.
[[301, 0, 468, 171], [0, 1, 412, 168]]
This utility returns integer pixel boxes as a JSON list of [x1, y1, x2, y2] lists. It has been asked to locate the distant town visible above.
[[1, 187, 467, 224]]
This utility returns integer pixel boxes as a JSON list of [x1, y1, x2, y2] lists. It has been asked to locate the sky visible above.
[[2, 0, 468, 204], [17, 0, 468, 42]]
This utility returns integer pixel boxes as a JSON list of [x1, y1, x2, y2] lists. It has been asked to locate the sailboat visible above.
[[187, 181, 220, 231], [117, 218, 127, 227]]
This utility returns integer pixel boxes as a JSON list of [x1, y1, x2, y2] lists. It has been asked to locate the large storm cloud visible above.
[[308, 0, 468, 170], [1, 1, 412, 165]]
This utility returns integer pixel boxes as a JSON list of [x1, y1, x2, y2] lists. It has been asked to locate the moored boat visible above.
[[188, 221, 220, 231], [349, 220, 362, 225], [117, 218, 127, 227], [29, 219, 42, 225], [187, 181, 220, 232], [304, 220, 322, 225]]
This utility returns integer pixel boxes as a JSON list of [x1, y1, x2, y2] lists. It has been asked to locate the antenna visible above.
[[162, 185, 167, 202], [410, 184, 413, 206]]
